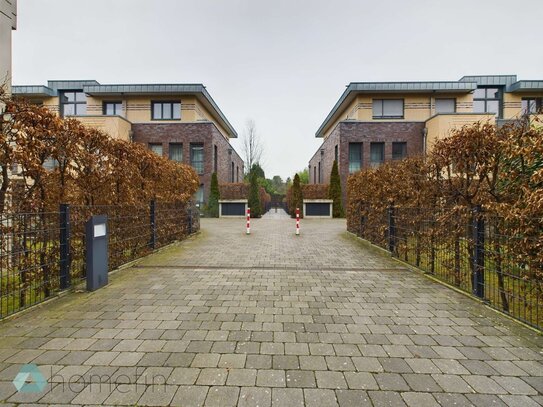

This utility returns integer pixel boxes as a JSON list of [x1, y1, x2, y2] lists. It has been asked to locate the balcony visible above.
[[425, 113, 495, 151], [75, 115, 132, 141]]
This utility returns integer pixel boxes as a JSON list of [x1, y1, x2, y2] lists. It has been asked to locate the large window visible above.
[[373, 99, 404, 119], [169, 143, 183, 162], [349, 143, 362, 173], [370, 142, 384, 167], [149, 143, 163, 156], [334, 145, 339, 163], [522, 98, 543, 115], [214, 145, 218, 173], [435, 98, 456, 114], [190, 144, 204, 174], [152, 101, 181, 120], [60, 91, 86, 116], [195, 184, 204, 207], [103, 101, 123, 116], [392, 142, 407, 160], [473, 87, 501, 117], [313, 166, 317, 184]]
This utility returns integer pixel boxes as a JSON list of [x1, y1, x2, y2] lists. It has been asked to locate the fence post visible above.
[[188, 204, 193, 235], [472, 205, 485, 299], [387, 204, 396, 255], [59, 204, 71, 290], [149, 200, 156, 250]]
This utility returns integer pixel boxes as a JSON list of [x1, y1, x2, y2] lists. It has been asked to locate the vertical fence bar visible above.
[[59, 204, 71, 290], [387, 205, 396, 255], [472, 205, 485, 299], [149, 200, 156, 250]]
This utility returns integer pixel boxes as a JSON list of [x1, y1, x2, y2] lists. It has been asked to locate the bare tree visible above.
[[242, 119, 264, 173]]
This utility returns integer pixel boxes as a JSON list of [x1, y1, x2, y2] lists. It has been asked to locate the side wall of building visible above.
[[131, 122, 243, 203], [0, 0, 16, 93], [309, 121, 424, 205]]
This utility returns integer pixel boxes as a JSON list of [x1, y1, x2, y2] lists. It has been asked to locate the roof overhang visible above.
[[315, 81, 477, 138], [12, 85, 57, 98], [83, 84, 237, 138], [507, 81, 543, 93]]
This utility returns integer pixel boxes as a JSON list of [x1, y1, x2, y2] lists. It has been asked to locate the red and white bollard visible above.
[[296, 208, 300, 236], [246, 207, 251, 235]]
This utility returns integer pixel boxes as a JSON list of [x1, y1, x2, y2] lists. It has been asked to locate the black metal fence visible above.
[[351, 205, 542, 331], [0, 201, 199, 319]]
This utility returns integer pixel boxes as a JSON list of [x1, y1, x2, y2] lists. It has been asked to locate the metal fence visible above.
[[350, 205, 542, 331], [0, 201, 199, 319]]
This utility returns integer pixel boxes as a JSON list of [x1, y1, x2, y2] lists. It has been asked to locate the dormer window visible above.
[[60, 91, 87, 117]]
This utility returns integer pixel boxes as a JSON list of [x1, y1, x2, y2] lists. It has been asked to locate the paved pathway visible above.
[[0, 214, 542, 406]]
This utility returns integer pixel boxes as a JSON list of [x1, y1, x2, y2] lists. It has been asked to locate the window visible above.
[[190, 144, 204, 174], [334, 145, 338, 163], [60, 91, 86, 116], [392, 142, 407, 160], [373, 99, 404, 119], [522, 98, 543, 115], [169, 143, 183, 162], [103, 101, 123, 116], [473, 87, 501, 117], [435, 98, 456, 114], [348, 143, 362, 173], [149, 143, 163, 156], [151, 101, 181, 120], [370, 143, 384, 167], [195, 184, 204, 207], [318, 162, 321, 184], [214, 145, 218, 173], [231, 162, 235, 182], [236, 166, 239, 182], [314, 166, 317, 184]]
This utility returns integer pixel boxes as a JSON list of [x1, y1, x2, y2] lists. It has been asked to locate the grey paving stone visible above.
[[335, 389, 372, 407], [226, 369, 257, 386], [343, 372, 379, 390], [204, 386, 240, 407], [239, 386, 272, 407], [246, 354, 272, 369], [304, 389, 339, 407], [315, 371, 348, 389], [257, 370, 286, 387], [375, 373, 410, 391], [195, 368, 228, 386], [286, 370, 317, 388], [401, 392, 439, 407], [368, 390, 406, 407], [168, 367, 201, 385], [272, 388, 304, 407], [171, 385, 208, 407], [431, 374, 474, 393]]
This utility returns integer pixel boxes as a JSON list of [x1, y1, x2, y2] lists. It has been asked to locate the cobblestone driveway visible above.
[[0, 212, 542, 406]]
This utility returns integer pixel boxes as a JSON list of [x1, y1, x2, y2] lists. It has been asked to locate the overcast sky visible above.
[[12, 0, 543, 179]]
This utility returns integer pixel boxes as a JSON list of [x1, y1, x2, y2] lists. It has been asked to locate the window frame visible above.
[[372, 99, 404, 119], [168, 143, 183, 162], [370, 142, 385, 167], [103, 101, 123, 116], [148, 143, 163, 156], [190, 143, 205, 175], [435, 98, 456, 114], [151, 101, 181, 121], [348, 142, 363, 174], [60, 90, 87, 117], [392, 142, 407, 161], [521, 97, 543, 115], [473, 87, 503, 118]]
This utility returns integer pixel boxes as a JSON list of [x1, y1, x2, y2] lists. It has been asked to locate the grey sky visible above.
[[12, 0, 543, 180]]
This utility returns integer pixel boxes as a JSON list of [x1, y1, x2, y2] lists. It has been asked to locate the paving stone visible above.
[[171, 385, 208, 407], [304, 388, 339, 407], [335, 389, 372, 406], [286, 370, 316, 388], [402, 373, 442, 392], [374, 373, 410, 391], [257, 370, 286, 387], [273, 355, 299, 370], [498, 395, 541, 407], [300, 356, 328, 371], [272, 388, 304, 407], [195, 368, 228, 386], [368, 390, 406, 407], [226, 369, 257, 386], [313, 371, 346, 389], [205, 386, 240, 407], [401, 392, 439, 407], [343, 372, 379, 390], [431, 374, 474, 393], [462, 375, 507, 394], [326, 356, 356, 371], [492, 376, 538, 395], [168, 367, 201, 385], [239, 386, 272, 407], [246, 354, 272, 369], [191, 353, 220, 368]]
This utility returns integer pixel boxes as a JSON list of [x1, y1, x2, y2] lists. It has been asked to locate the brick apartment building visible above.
[[309, 75, 543, 205], [12, 80, 244, 206]]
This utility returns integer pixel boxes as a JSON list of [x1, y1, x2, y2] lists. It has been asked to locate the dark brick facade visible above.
[[308, 121, 425, 205], [132, 122, 244, 204]]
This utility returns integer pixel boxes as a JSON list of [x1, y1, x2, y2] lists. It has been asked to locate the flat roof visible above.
[[316, 74, 543, 138], [12, 80, 238, 138]]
